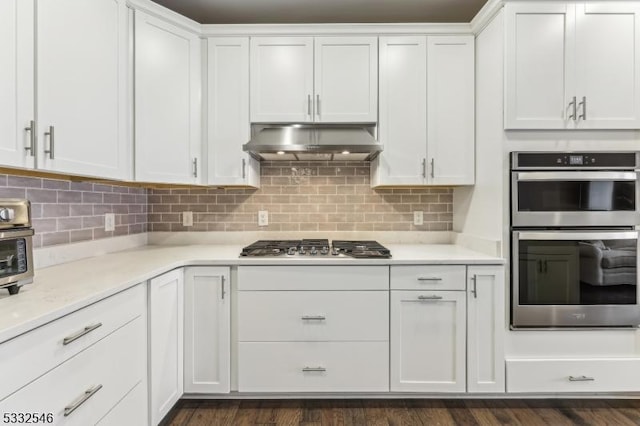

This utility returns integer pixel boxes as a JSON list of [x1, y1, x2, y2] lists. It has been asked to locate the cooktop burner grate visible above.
[[240, 239, 391, 258]]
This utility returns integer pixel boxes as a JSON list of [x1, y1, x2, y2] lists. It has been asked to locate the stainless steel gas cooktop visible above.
[[240, 239, 391, 259]]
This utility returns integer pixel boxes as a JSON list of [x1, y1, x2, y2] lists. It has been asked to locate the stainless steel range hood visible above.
[[243, 124, 382, 161]]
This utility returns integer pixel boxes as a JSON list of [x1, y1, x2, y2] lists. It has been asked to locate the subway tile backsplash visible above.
[[0, 161, 453, 248], [149, 162, 453, 233], [0, 175, 148, 248]]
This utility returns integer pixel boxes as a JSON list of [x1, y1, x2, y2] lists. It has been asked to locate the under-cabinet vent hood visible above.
[[243, 124, 382, 161]]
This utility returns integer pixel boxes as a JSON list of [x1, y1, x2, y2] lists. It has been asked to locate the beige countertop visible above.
[[0, 243, 504, 344]]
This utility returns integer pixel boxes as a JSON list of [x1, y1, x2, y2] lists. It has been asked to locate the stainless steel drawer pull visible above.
[[417, 277, 442, 281], [24, 120, 35, 156], [417, 295, 443, 301], [568, 375, 595, 382], [62, 323, 103, 345], [302, 367, 326, 372], [63, 384, 103, 417], [301, 315, 326, 321]]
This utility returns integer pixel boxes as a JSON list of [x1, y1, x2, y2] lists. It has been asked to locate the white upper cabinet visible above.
[[373, 36, 427, 186], [0, 0, 34, 170], [506, 2, 640, 129], [207, 37, 259, 187], [250, 36, 377, 123], [373, 35, 474, 187], [135, 11, 201, 184], [250, 37, 314, 123], [427, 36, 475, 185], [37, 0, 130, 180], [314, 37, 378, 123]]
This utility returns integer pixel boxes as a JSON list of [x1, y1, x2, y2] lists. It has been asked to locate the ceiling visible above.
[[152, 0, 489, 25]]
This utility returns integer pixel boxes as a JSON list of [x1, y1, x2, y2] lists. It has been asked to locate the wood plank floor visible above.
[[163, 399, 640, 425]]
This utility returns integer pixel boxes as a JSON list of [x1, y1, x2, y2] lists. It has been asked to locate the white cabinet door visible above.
[[207, 37, 259, 187], [390, 290, 466, 393], [250, 37, 313, 123], [0, 0, 34, 170], [135, 11, 201, 184], [37, 0, 130, 179], [574, 2, 640, 129], [427, 36, 475, 186], [505, 2, 576, 129], [467, 266, 505, 393], [314, 37, 378, 123], [372, 36, 427, 187], [184, 267, 230, 394], [149, 269, 184, 425]]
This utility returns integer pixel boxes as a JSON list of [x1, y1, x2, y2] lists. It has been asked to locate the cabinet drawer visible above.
[[238, 266, 388, 291], [390, 265, 466, 290], [0, 284, 145, 400], [507, 358, 640, 393], [0, 315, 146, 425], [96, 381, 147, 426], [238, 342, 389, 392], [238, 291, 388, 342]]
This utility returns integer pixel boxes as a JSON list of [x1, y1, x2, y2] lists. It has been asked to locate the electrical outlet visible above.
[[105, 213, 115, 232], [183, 211, 193, 227], [258, 210, 269, 227], [413, 211, 424, 226]]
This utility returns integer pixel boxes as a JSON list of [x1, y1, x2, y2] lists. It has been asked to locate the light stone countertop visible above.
[[0, 243, 504, 344]]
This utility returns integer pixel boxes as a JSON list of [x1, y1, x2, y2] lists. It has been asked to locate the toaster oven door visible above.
[[0, 229, 34, 288]]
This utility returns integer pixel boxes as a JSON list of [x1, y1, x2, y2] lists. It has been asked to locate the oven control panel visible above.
[[512, 152, 639, 169]]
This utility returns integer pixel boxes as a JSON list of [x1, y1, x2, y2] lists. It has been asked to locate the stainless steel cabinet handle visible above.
[[471, 274, 477, 298], [44, 125, 54, 159], [430, 158, 435, 178], [417, 295, 443, 301], [24, 120, 35, 156], [568, 96, 577, 121], [422, 158, 427, 178], [242, 158, 246, 179], [221, 275, 226, 300], [579, 96, 587, 120], [316, 94, 320, 117], [417, 277, 442, 281], [63, 384, 103, 417], [568, 375, 595, 382], [301, 315, 326, 321], [302, 367, 326, 372], [307, 94, 312, 116], [193, 158, 198, 178], [63, 323, 103, 345]]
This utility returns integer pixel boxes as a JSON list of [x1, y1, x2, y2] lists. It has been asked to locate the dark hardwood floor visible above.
[[163, 399, 640, 425]]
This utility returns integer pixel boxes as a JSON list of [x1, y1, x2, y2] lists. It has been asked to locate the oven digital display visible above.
[[569, 155, 584, 165]]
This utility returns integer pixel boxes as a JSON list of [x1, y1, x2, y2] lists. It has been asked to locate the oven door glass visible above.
[[512, 171, 638, 227], [516, 231, 638, 306], [0, 238, 28, 279]]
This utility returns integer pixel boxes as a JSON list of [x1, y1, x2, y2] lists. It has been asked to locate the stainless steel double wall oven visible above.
[[511, 152, 640, 328]]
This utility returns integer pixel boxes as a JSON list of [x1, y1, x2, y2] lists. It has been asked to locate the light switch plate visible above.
[[183, 211, 193, 227], [413, 211, 424, 226], [105, 213, 115, 232]]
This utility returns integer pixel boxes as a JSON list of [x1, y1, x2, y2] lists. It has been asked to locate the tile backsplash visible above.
[[148, 162, 453, 233], [0, 174, 148, 248]]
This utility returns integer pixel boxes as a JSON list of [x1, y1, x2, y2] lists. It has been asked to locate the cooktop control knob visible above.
[[321, 246, 329, 255], [287, 247, 297, 256], [0, 208, 15, 222], [299, 247, 306, 255], [310, 246, 318, 255], [331, 247, 340, 256]]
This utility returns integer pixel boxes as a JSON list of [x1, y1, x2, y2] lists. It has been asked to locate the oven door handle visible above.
[[516, 230, 639, 241], [516, 171, 638, 181]]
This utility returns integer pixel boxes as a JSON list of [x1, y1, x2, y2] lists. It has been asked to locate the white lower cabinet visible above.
[[97, 381, 148, 426], [467, 266, 506, 393], [0, 313, 146, 425], [390, 290, 466, 392], [184, 267, 231, 394], [149, 269, 184, 425], [237, 266, 389, 393], [507, 358, 640, 393]]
